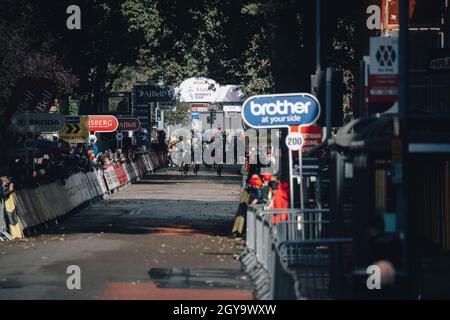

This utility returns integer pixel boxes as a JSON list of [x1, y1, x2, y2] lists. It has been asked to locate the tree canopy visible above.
[[0, 0, 359, 115]]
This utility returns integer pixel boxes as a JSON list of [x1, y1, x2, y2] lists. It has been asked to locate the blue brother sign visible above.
[[242, 93, 321, 129]]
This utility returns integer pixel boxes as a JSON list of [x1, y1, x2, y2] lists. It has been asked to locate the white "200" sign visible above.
[[285, 132, 303, 151]]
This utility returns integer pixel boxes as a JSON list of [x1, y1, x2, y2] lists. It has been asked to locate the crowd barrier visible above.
[[11, 151, 166, 232], [240, 205, 352, 300]]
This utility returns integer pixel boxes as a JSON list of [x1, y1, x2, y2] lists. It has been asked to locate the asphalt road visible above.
[[0, 166, 253, 300]]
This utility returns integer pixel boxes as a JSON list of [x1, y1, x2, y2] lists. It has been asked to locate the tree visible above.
[[27, 0, 161, 114], [1, 0, 361, 121], [0, 1, 78, 115]]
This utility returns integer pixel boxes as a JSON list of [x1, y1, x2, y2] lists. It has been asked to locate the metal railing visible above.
[[409, 74, 450, 117], [243, 205, 352, 300]]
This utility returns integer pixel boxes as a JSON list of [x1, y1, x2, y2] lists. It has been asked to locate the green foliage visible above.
[[0, 0, 358, 122], [164, 103, 191, 126]]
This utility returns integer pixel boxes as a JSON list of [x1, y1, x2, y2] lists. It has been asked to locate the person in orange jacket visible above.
[[269, 181, 290, 225]]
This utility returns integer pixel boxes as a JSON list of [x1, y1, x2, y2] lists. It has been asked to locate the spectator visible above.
[[367, 213, 402, 270], [240, 157, 250, 190], [1, 175, 24, 239], [260, 172, 273, 206], [232, 174, 263, 238], [269, 180, 290, 225]]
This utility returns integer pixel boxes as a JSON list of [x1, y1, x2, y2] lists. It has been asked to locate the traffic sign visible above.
[[301, 125, 323, 154], [369, 37, 399, 108], [223, 105, 242, 112], [190, 103, 210, 112], [285, 132, 303, 151], [116, 132, 123, 140], [191, 112, 200, 120], [65, 124, 81, 134], [118, 118, 141, 131], [292, 157, 321, 177], [157, 101, 176, 111], [88, 115, 119, 132], [60, 116, 89, 143], [11, 112, 65, 133]]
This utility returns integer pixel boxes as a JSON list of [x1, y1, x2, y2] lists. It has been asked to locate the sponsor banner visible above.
[[134, 84, 175, 104], [11, 112, 65, 133], [118, 118, 141, 131], [59, 116, 89, 143], [428, 49, 450, 73], [113, 163, 128, 186], [13, 152, 166, 229], [4, 77, 57, 125], [214, 85, 244, 103], [88, 115, 119, 132], [242, 93, 321, 129], [178, 77, 219, 103]]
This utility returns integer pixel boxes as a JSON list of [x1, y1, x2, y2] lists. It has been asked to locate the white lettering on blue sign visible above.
[[242, 93, 320, 129], [249, 100, 311, 116]]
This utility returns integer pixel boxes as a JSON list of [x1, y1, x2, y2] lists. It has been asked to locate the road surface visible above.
[[0, 166, 253, 300]]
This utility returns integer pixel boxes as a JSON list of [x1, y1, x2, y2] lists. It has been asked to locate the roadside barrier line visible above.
[[10, 151, 166, 236]]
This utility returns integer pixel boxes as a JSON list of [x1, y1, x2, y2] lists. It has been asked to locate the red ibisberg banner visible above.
[[88, 115, 119, 132]]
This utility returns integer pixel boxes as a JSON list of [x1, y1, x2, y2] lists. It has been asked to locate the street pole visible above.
[[398, 0, 412, 296], [316, 0, 321, 73], [210, 109, 213, 130], [325, 67, 333, 140], [155, 106, 159, 136]]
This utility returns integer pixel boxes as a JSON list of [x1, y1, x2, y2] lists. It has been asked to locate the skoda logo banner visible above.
[[11, 112, 66, 133], [242, 93, 321, 129]]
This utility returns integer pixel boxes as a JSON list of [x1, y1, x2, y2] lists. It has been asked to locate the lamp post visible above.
[[316, 0, 321, 73], [398, 0, 412, 296]]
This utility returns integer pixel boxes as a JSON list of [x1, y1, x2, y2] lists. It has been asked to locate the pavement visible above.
[[0, 166, 254, 300]]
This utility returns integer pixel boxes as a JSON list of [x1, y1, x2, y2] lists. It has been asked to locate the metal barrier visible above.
[[409, 73, 450, 117], [246, 205, 263, 253], [242, 205, 352, 300], [7, 151, 167, 235], [272, 238, 352, 300]]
